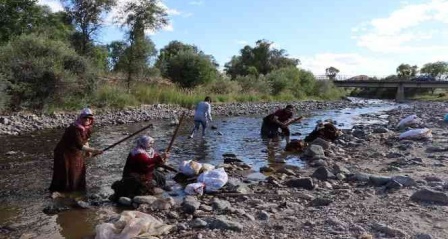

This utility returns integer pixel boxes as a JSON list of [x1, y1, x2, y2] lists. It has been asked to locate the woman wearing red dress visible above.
[[49, 108, 103, 192]]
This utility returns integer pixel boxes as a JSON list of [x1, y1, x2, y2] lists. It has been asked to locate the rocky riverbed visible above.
[[90, 101, 448, 239], [0, 100, 362, 135], [4, 100, 448, 239]]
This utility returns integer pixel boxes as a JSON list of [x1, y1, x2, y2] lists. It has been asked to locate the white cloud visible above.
[[189, 1, 204, 5], [353, 0, 448, 53], [235, 40, 248, 45], [37, 0, 63, 12], [299, 53, 394, 77]]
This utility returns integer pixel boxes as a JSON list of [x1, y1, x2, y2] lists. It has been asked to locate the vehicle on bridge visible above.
[[410, 75, 436, 81]]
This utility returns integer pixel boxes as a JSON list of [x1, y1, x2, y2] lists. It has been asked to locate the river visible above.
[[0, 99, 399, 239]]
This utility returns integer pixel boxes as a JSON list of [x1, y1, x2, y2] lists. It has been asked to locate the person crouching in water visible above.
[[261, 105, 301, 144], [111, 135, 170, 200], [189, 96, 212, 138]]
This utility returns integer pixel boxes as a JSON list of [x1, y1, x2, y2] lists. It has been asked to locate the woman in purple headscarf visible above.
[[49, 108, 103, 192]]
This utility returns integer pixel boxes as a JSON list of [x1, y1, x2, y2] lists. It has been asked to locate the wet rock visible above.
[[118, 197, 132, 206], [310, 159, 328, 167], [311, 138, 330, 150], [373, 127, 389, 133], [182, 196, 201, 214], [392, 175, 416, 187], [348, 172, 371, 182], [385, 179, 403, 190], [189, 218, 208, 228], [257, 210, 270, 220], [211, 125, 218, 130], [352, 129, 366, 139], [410, 188, 448, 205], [223, 157, 242, 164], [43, 204, 70, 215], [207, 216, 243, 232], [312, 167, 335, 181], [260, 166, 275, 173], [310, 197, 333, 207], [76, 201, 90, 209], [413, 233, 433, 239], [372, 222, 407, 237], [369, 175, 392, 186], [426, 146, 448, 153], [133, 195, 158, 205], [285, 177, 314, 190], [305, 145, 325, 158], [386, 152, 404, 158]]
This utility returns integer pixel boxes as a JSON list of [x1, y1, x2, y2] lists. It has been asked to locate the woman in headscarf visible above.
[[49, 108, 103, 192], [111, 135, 170, 199]]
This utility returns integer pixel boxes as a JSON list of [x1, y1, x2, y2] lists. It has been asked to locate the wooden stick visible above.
[[165, 110, 187, 153], [101, 123, 154, 152]]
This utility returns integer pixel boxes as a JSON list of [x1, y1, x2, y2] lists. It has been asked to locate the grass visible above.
[[44, 80, 347, 113]]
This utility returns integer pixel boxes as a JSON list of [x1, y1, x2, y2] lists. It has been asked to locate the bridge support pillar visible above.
[[396, 84, 405, 103]]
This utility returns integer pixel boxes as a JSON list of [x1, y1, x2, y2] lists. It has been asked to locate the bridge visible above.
[[333, 80, 448, 102]]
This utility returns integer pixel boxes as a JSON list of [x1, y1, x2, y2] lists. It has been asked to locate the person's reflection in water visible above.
[[264, 139, 287, 164], [192, 138, 209, 161]]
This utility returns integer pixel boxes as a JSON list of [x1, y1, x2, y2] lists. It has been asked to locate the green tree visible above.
[[107, 40, 128, 70], [224, 39, 299, 79], [420, 61, 448, 80], [325, 66, 340, 80], [0, 0, 50, 43], [164, 50, 218, 88], [396, 64, 418, 78], [119, 0, 168, 90], [0, 34, 97, 111], [62, 0, 116, 55]]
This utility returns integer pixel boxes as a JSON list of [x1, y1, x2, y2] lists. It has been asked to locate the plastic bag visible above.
[[95, 211, 173, 239], [197, 168, 228, 192], [399, 128, 432, 140], [200, 163, 215, 173], [179, 160, 202, 177], [184, 182, 205, 195], [397, 114, 421, 128]]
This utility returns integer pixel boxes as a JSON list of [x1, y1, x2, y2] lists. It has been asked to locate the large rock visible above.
[[410, 188, 448, 205], [133, 195, 158, 205], [211, 198, 232, 211], [285, 177, 314, 190], [369, 175, 392, 186], [182, 196, 201, 214], [305, 145, 325, 158], [392, 175, 416, 187], [207, 216, 243, 232], [311, 138, 330, 150], [312, 167, 335, 181], [372, 223, 407, 237]]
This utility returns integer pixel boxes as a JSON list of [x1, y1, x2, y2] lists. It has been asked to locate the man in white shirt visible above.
[[189, 96, 212, 138]]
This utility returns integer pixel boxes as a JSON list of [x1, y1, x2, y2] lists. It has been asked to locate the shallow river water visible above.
[[0, 99, 399, 239]]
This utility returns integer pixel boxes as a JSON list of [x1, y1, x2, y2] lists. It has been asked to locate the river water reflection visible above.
[[0, 99, 399, 238]]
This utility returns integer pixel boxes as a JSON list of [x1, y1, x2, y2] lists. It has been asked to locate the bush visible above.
[[235, 75, 272, 95], [201, 77, 241, 95], [0, 34, 97, 111]]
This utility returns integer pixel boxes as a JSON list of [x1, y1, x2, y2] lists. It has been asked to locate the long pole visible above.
[[165, 110, 187, 153], [101, 123, 154, 152]]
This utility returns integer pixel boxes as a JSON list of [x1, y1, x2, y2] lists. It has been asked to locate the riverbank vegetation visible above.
[[0, 0, 345, 113]]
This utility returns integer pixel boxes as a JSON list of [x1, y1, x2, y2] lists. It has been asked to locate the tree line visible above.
[[0, 0, 344, 112]]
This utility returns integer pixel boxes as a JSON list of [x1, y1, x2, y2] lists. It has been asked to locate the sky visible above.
[[38, 0, 448, 77]]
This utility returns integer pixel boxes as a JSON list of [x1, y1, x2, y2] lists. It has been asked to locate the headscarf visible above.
[[131, 135, 155, 158], [73, 108, 94, 135]]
